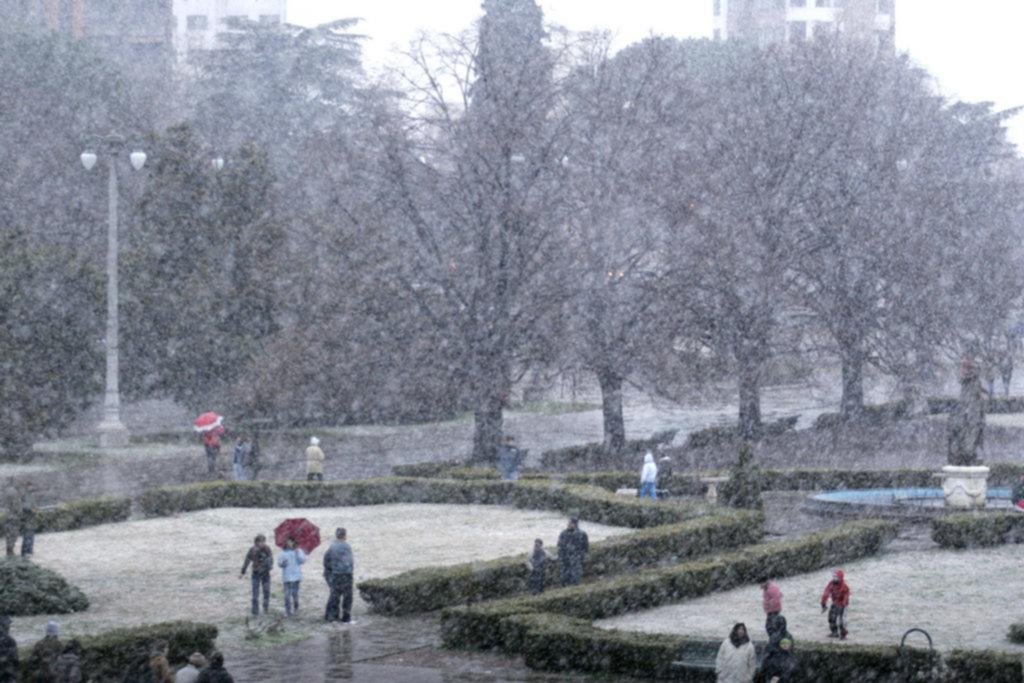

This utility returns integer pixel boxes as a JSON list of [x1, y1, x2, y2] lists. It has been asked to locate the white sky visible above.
[[287, 0, 1024, 147]]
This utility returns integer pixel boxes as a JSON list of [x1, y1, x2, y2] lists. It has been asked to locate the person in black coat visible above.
[[0, 615, 18, 683], [761, 615, 796, 683], [556, 518, 589, 586], [196, 652, 233, 683]]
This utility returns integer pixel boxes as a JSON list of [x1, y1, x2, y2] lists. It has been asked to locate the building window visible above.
[[259, 14, 281, 25], [222, 15, 246, 28], [186, 15, 208, 31], [788, 20, 806, 42], [877, 0, 892, 12], [790, 0, 806, 6], [713, 28, 722, 41]]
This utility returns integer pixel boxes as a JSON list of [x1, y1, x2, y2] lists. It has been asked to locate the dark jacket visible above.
[[52, 652, 81, 683], [761, 616, 796, 682], [240, 544, 273, 577], [195, 664, 233, 683], [323, 541, 354, 577], [29, 635, 63, 682], [232, 442, 251, 466], [557, 528, 589, 567], [0, 631, 18, 683], [120, 650, 155, 683]]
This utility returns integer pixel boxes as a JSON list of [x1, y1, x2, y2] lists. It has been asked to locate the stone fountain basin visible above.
[[804, 487, 1015, 521]]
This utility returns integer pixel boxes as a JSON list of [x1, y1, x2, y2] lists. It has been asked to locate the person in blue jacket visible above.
[[277, 536, 307, 617]]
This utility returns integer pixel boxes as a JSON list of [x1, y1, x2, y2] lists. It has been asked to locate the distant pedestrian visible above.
[[150, 640, 173, 683], [557, 517, 589, 587], [640, 452, 658, 500], [28, 620, 62, 682], [196, 652, 233, 683], [761, 615, 796, 683], [202, 424, 225, 477], [239, 534, 273, 616], [821, 569, 851, 639], [2, 484, 19, 558], [497, 435, 523, 481], [121, 640, 155, 683], [323, 528, 355, 624], [715, 622, 756, 683], [0, 616, 18, 683], [232, 435, 251, 482], [528, 538, 549, 595], [306, 437, 325, 482], [277, 537, 307, 617], [247, 434, 262, 480], [760, 575, 783, 637], [657, 454, 674, 495], [174, 653, 207, 683], [52, 639, 82, 683]]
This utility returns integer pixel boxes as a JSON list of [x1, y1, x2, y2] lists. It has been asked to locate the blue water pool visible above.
[[805, 487, 1016, 519]]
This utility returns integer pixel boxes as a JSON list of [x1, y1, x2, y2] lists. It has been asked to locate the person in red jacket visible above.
[[821, 569, 851, 639]]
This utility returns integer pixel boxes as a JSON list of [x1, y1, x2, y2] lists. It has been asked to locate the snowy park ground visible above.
[[9, 504, 629, 649], [597, 544, 1024, 653]]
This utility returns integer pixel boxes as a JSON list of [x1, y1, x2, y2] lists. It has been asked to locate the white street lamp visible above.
[[81, 134, 145, 448], [211, 157, 225, 172]]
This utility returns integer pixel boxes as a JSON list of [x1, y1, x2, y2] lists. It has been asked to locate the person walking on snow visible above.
[[557, 517, 589, 586], [306, 437, 325, 482], [761, 575, 783, 637], [715, 622, 756, 683], [232, 435, 251, 482], [278, 536, 307, 616], [640, 452, 658, 500], [821, 569, 851, 639], [239, 534, 273, 616], [323, 528, 355, 624]]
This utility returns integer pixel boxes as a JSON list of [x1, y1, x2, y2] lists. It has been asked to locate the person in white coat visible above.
[[716, 623, 757, 683], [277, 536, 307, 617], [639, 452, 658, 499]]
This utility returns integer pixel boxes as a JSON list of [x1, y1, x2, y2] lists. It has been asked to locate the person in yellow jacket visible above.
[[306, 436, 325, 482]]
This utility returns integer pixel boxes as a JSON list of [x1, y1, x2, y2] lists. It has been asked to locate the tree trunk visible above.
[[839, 348, 865, 420], [471, 395, 504, 464], [598, 369, 626, 452], [738, 354, 762, 441]]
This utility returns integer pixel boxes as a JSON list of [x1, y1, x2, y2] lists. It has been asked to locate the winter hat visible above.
[[310, 436, 320, 446], [45, 620, 59, 636], [780, 637, 793, 651], [189, 652, 208, 668], [833, 569, 844, 581]]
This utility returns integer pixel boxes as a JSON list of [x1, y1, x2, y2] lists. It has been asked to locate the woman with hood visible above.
[[761, 615, 796, 683], [639, 452, 658, 499], [715, 622, 756, 683]]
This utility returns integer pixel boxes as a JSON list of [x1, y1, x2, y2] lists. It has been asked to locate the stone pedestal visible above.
[[939, 465, 990, 509]]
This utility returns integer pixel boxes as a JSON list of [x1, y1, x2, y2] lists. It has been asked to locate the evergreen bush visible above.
[[719, 443, 764, 510], [0, 558, 88, 615]]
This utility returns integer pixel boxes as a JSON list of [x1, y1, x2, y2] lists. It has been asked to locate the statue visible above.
[[947, 352, 987, 466]]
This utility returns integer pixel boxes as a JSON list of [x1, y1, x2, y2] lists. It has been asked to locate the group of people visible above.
[[528, 517, 590, 594], [239, 527, 356, 624], [716, 571, 851, 683], [0, 617, 235, 682], [204, 431, 329, 482], [3, 482, 36, 558]]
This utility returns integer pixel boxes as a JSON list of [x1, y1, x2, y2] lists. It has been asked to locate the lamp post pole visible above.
[[82, 135, 146, 448]]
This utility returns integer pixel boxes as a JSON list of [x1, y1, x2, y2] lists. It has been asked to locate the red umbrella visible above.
[[275, 518, 321, 554], [193, 412, 224, 434]]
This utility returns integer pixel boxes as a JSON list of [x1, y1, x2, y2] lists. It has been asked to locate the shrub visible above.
[[931, 513, 1024, 549], [719, 443, 763, 510], [813, 401, 910, 430], [358, 510, 764, 615], [19, 621, 219, 682], [0, 558, 88, 615], [928, 396, 1024, 415], [0, 496, 132, 535], [442, 520, 898, 650], [1007, 623, 1024, 644], [138, 478, 710, 529], [945, 648, 1023, 682], [540, 432, 677, 471], [684, 416, 798, 449]]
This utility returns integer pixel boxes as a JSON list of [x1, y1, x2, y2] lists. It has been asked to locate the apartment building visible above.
[[712, 0, 895, 50], [172, 0, 287, 62]]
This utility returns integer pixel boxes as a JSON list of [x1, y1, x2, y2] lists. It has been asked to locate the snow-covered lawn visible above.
[[597, 545, 1024, 653], [10, 504, 629, 648]]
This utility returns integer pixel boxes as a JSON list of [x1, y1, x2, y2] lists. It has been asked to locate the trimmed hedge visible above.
[[685, 416, 798, 449], [358, 510, 765, 615], [1008, 623, 1024, 644], [0, 558, 89, 615], [540, 432, 677, 471], [813, 401, 911, 430], [931, 512, 1024, 549], [441, 520, 898, 650], [19, 621, 219, 682], [138, 478, 711, 529], [0, 496, 131, 534], [928, 396, 1024, 415]]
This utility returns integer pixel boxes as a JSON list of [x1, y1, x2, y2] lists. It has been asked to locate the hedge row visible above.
[[492, 613, 1020, 683], [0, 558, 89, 616], [0, 496, 131, 535], [1007, 623, 1024, 644], [441, 520, 899, 650], [357, 510, 764, 615], [812, 401, 911, 431], [138, 478, 710, 529], [685, 416, 798, 449], [928, 396, 1024, 415], [539, 431, 677, 471], [931, 512, 1024, 549], [19, 621, 219, 682]]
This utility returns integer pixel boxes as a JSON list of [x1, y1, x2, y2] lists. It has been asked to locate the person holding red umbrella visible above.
[[194, 413, 226, 477]]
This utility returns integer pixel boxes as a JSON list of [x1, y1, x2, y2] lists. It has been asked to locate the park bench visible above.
[[669, 640, 719, 678]]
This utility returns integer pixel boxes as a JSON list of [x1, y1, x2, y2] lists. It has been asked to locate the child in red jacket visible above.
[[821, 569, 851, 639]]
